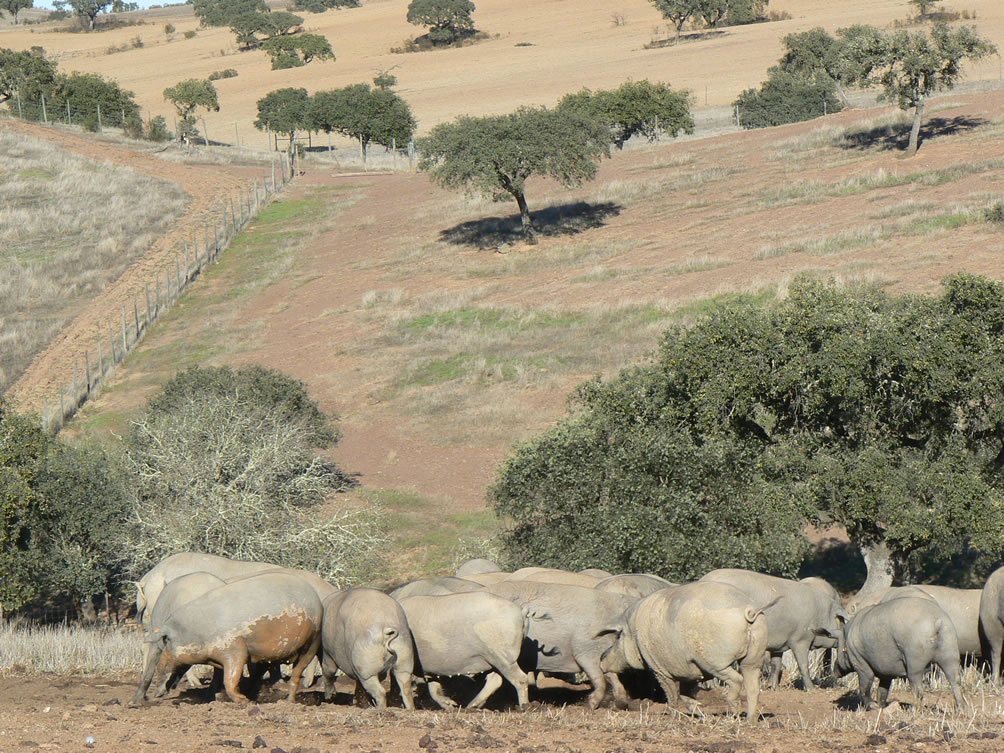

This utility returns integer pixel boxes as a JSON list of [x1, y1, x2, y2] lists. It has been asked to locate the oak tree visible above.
[[417, 106, 610, 245]]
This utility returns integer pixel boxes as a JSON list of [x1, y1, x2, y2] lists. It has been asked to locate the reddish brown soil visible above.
[[2, 674, 998, 753]]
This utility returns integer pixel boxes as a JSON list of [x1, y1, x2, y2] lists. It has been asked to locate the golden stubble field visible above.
[[1, 0, 1003, 147]]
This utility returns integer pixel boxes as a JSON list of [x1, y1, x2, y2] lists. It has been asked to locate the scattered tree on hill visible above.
[[254, 86, 310, 150], [309, 83, 415, 157], [228, 9, 303, 49], [417, 106, 611, 245], [558, 80, 694, 149], [122, 366, 384, 586], [406, 0, 475, 45], [734, 70, 842, 129], [909, 0, 936, 20], [291, 0, 359, 13], [491, 275, 1004, 593], [649, 0, 695, 43], [725, 0, 767, 25], [697, 0, 728, 27], [773, 27, 851, 105], [841, 22, 996, 155], [263, 33, 334, 68], [52, 0, 112, 30], [0, 0, 33, 24], [163, 78, 219, 143], [192, 0, 266, 27], [0, 47, 56, 104], [373, 69, 397, 90]]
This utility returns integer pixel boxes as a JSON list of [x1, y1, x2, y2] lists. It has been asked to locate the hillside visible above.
[[0, 0, 1002, 148], [7, 85, 982, 579]]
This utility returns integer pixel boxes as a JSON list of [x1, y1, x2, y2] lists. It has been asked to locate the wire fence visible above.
[[24, 145, 298, 434]]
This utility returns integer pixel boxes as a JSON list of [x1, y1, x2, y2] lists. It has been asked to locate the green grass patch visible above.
[[908, 210, 978, 234], [359, 487, 498, 579], [16, 168, 55, 180], [755, 229, 884, 260], [397, 307, 589, 337]]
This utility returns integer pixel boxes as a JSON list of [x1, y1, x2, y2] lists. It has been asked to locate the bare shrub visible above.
[[123, 383, 385, 586]]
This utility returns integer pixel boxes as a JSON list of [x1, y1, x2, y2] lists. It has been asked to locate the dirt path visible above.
[[3, 673, 999, 753], [3, 121, 256, 414]]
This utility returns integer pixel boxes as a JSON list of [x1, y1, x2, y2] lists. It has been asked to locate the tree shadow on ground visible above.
[[439, 201, 622, 249], [799, 538, 866, 595], [838, 115, 988, 152]]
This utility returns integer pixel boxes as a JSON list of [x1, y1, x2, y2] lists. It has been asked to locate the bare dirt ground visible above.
[[4, 673, 1001, 753]]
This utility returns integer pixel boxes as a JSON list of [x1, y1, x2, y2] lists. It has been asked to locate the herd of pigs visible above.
[[128, 552, 1004, 718]]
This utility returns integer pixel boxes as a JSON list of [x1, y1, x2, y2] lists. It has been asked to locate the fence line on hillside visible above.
[[38, 152, 296, 435]]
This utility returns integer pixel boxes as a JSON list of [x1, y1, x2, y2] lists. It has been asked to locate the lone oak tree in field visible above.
[[262, 32, 334, 68], [52, 0, 112, 30], [163, 78, 219, 141], [254, 87, 310, 151], [558, 80, 695, 150], [417, 106, 610, 245], [1, 0, 33, 24], [406, 0, 475, 45], [491, 275, 1004, 593], [840, 22, 996, 155]]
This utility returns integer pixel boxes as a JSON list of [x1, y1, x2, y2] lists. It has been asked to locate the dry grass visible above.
[[0, 129, 188, 391], [0, 622, 140, 676]]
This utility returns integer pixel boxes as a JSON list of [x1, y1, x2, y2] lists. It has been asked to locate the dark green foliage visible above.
[[254, 86, 311, 148], [734, 70, 841, 129], [50, 71, 139, 128], [0, 0, 33, 24], [725, 0, 767, 25], [491, 275, 1004, 585], [650, 0, 695, 41], [986, 202, 1004, 224], [262, 33, 334, 68], [192, 0, 266, 27], [406, 0, 475, 45], [122, 108, 143, 138], [291, 0, 359, 12], [309, 83, 415, 155], [0, 399, 130, 612], [145, 114, 170, 141], [228, 10, 270, 48], [0, 47, 57, 104], [417, 106, 611, 244], [558, 80, 694, 149], [148, 365, 338, 448], [35, 441, 131, 610]]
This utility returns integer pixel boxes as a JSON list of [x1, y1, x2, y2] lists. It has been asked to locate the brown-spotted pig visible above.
[[131, 571, 322, 705]]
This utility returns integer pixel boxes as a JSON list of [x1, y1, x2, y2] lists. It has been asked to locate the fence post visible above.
[[175, 255, 182, 293], [16, 91, 22, 119], [73, 360, 79, 405], [41, 95, 47, 124], [214, 224, 219, 258], [231, 196, 237, 232], [97, 103, 102, 130], [97, 337, 103, 378], [85, 350, 91, 392], [108, 324, 117, 364], [134, 294, 140, 338], [66, 99, 70, 125], [121, 306, 128, 353], [145, 283, 152, 326], [156, 277, 161, 314]]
